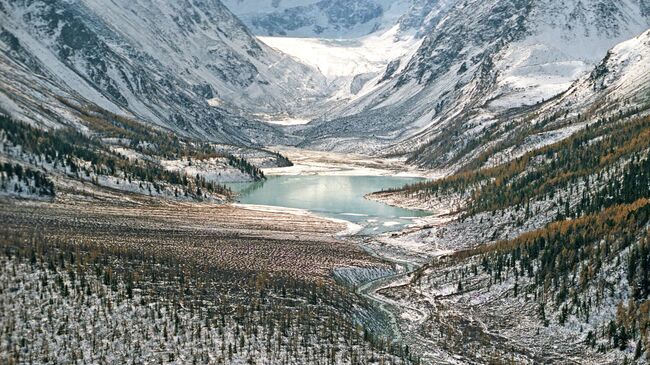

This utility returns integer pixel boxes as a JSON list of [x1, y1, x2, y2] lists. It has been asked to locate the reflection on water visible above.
[[227, 175, 430, 234], [234, 179, 267, 196]]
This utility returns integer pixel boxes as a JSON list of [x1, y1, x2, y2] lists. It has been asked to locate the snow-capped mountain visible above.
[[224, 0, 459, 39], [437, 28, 650, 170], [222, 0, 407, 38], [224, 0, 459, 102], [564, 28, 650, 110], [2, 0, 648, 154], [299, 0, 650, 159], [522, 26, 650, 129], [0, 0, 328, 143]]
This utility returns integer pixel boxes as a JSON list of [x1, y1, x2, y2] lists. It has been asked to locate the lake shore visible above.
[[263, 147, 447, 178], [0, 194, 387, 282]]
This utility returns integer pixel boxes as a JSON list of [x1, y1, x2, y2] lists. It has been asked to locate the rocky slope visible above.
[[468, 28, 650, 170], [359, 32, 650, 363], [299, 0, 650, 166], [0, 0, 328, 144], [224, 0, 461, 39], [224, 0, 460, 114], [224, 0, 409, 38]]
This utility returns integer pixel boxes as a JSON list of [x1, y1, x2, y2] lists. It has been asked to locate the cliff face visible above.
[[298, 0, 650, 164], [0, 0, 328, 144]]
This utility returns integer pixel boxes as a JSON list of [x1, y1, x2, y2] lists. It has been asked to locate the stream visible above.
[[228, 173, 431, 340]]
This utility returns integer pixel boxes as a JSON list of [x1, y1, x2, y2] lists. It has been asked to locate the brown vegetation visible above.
[[0, 198, 383, 281]]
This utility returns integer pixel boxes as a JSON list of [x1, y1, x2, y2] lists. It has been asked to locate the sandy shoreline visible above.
[[233, 202, 365, 237]]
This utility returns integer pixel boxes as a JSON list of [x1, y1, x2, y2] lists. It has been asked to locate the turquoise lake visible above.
[[227, 175, 430, 234]]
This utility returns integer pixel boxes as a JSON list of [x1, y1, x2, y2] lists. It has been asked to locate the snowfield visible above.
[[259, 25, 422, 101]]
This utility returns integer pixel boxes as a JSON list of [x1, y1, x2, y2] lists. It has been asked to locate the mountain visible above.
[[369, 101, 650, 364], [463, 28, 650, 170], [223, 0, 460, 39], [2, 1, 650, 363], [0, 0, 328, 144], [299, 0, 650, 161], [363, 28, 650, 365], [222, 0, 410, 38], [223, 0, 459, 110]]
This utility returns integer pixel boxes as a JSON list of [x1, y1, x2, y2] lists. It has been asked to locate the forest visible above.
[[392, 108, 650, 362], [0, 229, 418, 364], [0, 114, 269, 198]]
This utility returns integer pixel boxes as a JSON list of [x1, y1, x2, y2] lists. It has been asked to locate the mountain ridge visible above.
[[0, 0, 329, 144], [297, 0, 650, 167]]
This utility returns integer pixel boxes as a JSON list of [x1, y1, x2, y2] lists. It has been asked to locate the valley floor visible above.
[[0, 168, 429, 364], [0, 194, 382, 282], [3, 145, 645, 364], [263, 147, 438, 178]]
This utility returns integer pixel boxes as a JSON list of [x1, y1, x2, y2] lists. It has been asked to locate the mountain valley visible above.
[[1, 0, 650, 364]]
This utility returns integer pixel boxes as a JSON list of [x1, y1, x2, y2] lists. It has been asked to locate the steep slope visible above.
[[257, 26, 422, 104], [224, 0, 458, 39], [0, 0, 328, 143], [362, 31, 650, 364], [367, 89, 650, 365], [225, 0, 459, 113], [222, 0, 411, 38], [469, 28, 650, 170], [300, 0, 650, 161]]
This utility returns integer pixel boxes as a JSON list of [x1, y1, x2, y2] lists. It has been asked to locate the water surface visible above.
[[227, 175, 429, 234]]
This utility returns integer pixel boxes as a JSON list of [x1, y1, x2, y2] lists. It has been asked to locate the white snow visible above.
[[259, 26, 419, 80], [256, 116, 312, 126], [258, 25, 422, 101], [489, 2, 650, 109], [383, 221, 401, 227]]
